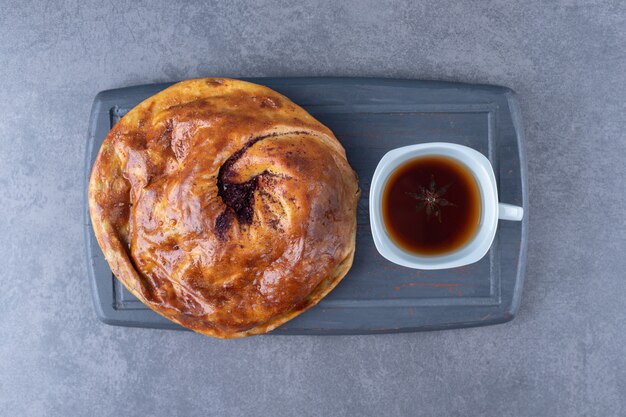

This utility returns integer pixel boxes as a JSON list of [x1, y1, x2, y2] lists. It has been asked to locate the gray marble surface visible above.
[[1, 1, 625, 416]]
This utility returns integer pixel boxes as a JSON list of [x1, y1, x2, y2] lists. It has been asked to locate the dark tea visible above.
[[382, 155, 481, 256]]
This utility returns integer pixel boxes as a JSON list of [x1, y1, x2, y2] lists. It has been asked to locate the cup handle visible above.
[[498, 203, 524, 221]]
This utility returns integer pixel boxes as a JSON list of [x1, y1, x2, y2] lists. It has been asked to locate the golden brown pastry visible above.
[[88, 78, 360, 338]]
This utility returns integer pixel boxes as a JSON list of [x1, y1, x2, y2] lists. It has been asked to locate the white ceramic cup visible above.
[[369, 142, 524, 270]]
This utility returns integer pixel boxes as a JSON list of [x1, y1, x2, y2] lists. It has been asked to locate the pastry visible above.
[[88, 78, 359, 338]]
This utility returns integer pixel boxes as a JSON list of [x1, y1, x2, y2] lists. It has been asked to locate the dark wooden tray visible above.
[[84, 78, 528, 335]]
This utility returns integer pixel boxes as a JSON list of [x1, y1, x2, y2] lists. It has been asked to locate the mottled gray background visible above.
[[1, 0, 625, 416]]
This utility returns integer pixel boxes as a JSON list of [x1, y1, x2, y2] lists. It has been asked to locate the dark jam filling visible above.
[[215, 137, 266, 239], [214, 133, 302, 239], [214, 131, 309, 238]]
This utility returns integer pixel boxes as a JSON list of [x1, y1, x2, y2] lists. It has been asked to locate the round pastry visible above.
[[88, 78, 360, 338]]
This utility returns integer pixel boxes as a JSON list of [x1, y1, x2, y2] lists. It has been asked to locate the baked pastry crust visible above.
[[88, 78, 359, 338]]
